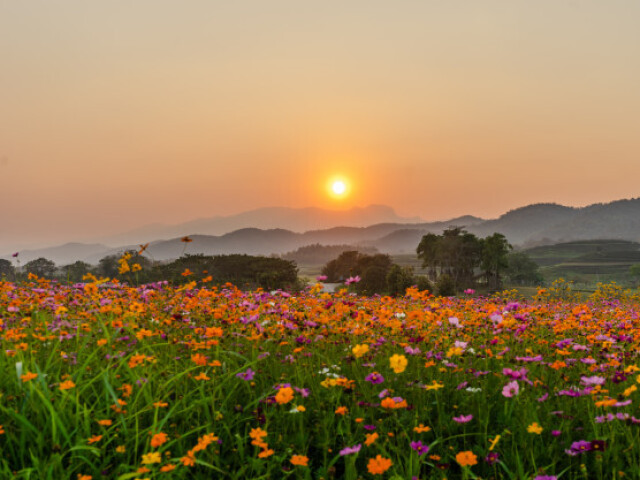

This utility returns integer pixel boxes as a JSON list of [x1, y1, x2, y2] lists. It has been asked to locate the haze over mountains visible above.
[[4, 198, 640, 265]]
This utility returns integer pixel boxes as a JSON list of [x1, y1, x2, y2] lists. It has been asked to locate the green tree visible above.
[[321, 251, 361, 282], [386, 265, 416, 296], [505, 252, 544, 286], [416, 233, 440, 281], [97, 255, 120, 279], [0, 259, 15, 280], [61, 261, 92, 283], [321, 252, 393, 295], [417, 227, 483, 292], [481, 233, 512, 291], [24, 257, 57, 278], [629, 263, 640, 286]]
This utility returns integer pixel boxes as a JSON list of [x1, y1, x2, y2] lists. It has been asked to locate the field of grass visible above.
[[524, 240, 640, 287], [2, 277, 640, 479]]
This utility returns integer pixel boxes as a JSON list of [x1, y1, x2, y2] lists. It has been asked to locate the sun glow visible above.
[[332, 181, 346, 195], [327, 177, 350, 200]]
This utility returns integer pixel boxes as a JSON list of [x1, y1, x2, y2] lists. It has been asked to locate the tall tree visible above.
[[481, 233, 512, 290]]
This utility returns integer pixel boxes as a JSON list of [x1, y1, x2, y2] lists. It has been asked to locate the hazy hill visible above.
[[468, 203, 577, 245], [96, 205, 423, 245], [3, 243, 111, 266]]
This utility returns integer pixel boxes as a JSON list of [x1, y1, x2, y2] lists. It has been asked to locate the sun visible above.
[[327, 177, 350, 199], [332, 180, 346, 195]]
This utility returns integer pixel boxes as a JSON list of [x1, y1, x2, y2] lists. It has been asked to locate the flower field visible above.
[[1, 277, 640, 479]]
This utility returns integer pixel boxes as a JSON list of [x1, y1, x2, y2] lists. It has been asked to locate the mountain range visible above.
[[4, 198, 640, 265]]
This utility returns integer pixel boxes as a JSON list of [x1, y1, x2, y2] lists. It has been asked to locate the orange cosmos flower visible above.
[[258, 448, 274, 458], [290, 455, 309, 466], [97, 419, 112, 426], [21, 372, 38, 382], [367, 455, 392, 475], [59, 380, 76, 390], [414, 424, 431, 433], [455, 450, 478, 467], [365, 432, 379, 446], [275, 387, 294, 404], [335, 406, 348, 415], [150, 432, 168, 448], [87, 435, 102, 444]]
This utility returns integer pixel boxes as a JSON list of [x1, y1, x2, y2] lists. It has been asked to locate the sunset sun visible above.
[[327, 177, 350, 199], [332, 181, 346, 195]]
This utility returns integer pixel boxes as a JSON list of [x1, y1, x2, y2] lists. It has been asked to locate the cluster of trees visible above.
[[417, 227, 513, 293], [0, 253, 299, 291], [282, 244, 378, 265], [321, 251, 431, 296]]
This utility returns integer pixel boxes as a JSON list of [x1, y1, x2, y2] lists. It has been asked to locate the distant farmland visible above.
[[523, 239, 640, 285]]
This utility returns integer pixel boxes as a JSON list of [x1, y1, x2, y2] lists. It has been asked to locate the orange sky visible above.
[[1, 1, 640, 250]]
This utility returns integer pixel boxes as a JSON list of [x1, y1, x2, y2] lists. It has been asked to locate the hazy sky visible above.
[[1, 1, 640, 250]]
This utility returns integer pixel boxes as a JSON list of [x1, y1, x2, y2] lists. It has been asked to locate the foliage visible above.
[[23, 257, 57, 278], [321, 251, 395, 295], [481, 233, 512, 291], [505, 252, 544, 286], [282, 244, 378, 265], [435, 273, 456, 296], [417, 228, 511, 293], [61, 261, 92, 283], [0, 259, 15, 280], [386, 265, 416, 297]]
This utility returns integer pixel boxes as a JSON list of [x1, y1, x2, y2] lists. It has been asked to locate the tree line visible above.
[[1, 228, 545, 295]]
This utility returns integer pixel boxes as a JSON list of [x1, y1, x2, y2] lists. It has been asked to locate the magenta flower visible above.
[[12, 252, 19, 257], [485, 452, 499, 465], [410, 440, 430, 455], [502, 380, 520, 398], [365, 372, 385, 384], [453, 414, 473, 424], [316, 275, 328, 281], [339, 444, 362, 456], [236, 368, 255, 381]]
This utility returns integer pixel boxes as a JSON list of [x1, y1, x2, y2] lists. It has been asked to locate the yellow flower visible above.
[[527, 422, 543, 434], [352, 344, 369, 358], [141, 451, 162, 464], [489, 435, 501, 451], [389, 354, 408, 374]]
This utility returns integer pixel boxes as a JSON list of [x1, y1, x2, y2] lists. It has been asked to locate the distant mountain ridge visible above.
[[96, 205, 424, 245], [4, 198, 640, 265]]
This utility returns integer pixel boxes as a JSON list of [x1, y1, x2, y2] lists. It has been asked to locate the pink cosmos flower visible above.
[[453, 414, 473, 424], [502, 380, 520, 398]]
